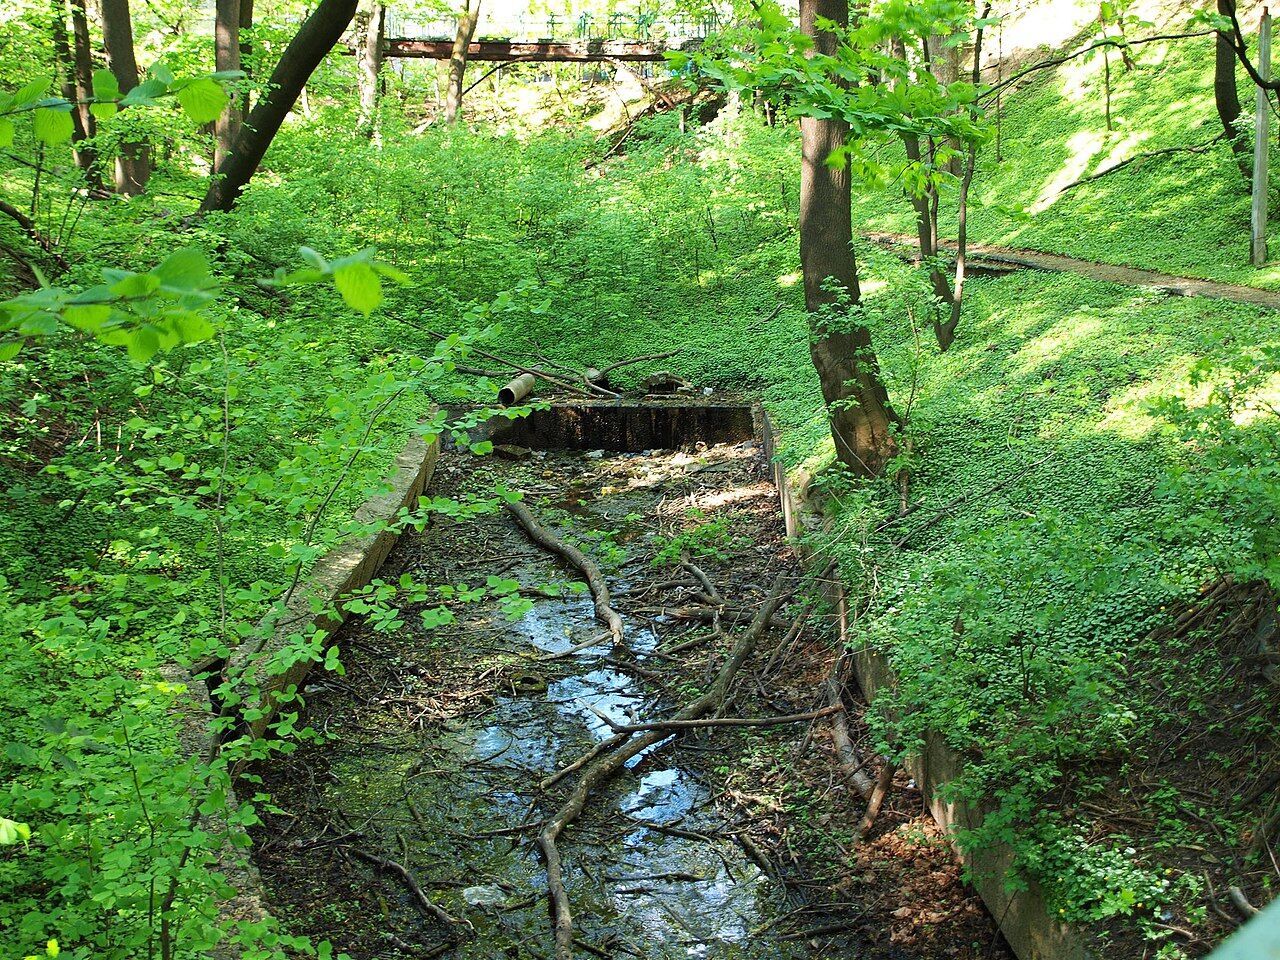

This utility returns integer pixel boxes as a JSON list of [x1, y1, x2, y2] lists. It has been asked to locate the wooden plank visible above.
[[1252, 9, 1272, 267], [383, 38, 675, 61]]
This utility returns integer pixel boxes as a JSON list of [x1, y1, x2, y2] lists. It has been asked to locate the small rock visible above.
[[584, 449, 604, 459], [494, 444, 532, 460], [462, 884, 508, 907]]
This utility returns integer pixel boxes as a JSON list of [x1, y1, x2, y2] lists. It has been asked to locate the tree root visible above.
[[506, 499, 624, 644], [538, 574, 792, 960]]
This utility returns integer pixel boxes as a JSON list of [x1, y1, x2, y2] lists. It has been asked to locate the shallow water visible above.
[[256, 446, 859, 958]]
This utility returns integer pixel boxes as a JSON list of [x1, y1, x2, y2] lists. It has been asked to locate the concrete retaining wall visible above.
[[173, 429, 440, 956], [228, 432, 440, 739]]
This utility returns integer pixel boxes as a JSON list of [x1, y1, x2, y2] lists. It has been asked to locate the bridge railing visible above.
[[381, 10, 719, 43]]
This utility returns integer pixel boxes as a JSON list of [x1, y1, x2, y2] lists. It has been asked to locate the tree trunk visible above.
[[445, 0, 481, 123], [101, 0, 151, 195], [357, 4, 386, 135], [200, 0, 359, 213], [1217, 0, 1248, 168], [51, 0, 100, 184], [239, 0, 255, 113], [214, 0, 241, 170], [799, 0, 897, 477]]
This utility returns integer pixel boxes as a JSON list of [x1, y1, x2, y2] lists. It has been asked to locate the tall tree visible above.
[[239, 0, 255, 113], [357, 4, 386, 135], [1215, 0, 1248, 168], [798, 0, 897, 477], [201, 0, 359, 212], [214, 0, 242, 169], [101, 0, 151, 195], [50, 0, 99, 184], [444, 0, 481, 123]]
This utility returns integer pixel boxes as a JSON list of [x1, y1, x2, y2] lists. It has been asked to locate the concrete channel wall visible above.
[[758, 406, 1094, 960], [178, 430, 441, 956]]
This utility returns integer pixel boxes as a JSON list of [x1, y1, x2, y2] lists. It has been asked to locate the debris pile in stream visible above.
[[249, 438, 1009, 959]]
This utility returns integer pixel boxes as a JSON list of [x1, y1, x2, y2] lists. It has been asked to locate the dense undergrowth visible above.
[[1, 5, 1278, 958]]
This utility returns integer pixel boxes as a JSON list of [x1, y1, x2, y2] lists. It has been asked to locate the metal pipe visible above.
[[498, 372, 536, 406]]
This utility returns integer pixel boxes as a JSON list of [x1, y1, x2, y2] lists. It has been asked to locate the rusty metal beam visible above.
[[382, 38, 676, 61]]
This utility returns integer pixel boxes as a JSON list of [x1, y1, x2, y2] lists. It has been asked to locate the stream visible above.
[[250, 435, 871, 959]]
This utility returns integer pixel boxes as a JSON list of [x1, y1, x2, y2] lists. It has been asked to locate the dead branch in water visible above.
[[506, 499, 624, 645], [537, 574, 793, 960], [588, 703, 842, 734], [343, 845, 471, 931]]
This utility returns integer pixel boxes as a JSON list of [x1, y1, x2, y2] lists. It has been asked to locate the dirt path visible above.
[[865, 232, 1280, 310]]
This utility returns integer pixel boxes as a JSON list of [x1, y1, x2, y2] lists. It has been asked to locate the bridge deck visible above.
[[383, 38, 688, 61]]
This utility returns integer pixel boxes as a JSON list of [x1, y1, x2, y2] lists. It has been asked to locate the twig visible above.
[[1054, 136, 1225, 195], [343, 845, 471, 930], [537, 575, 792, 960], [597, 349, 681, 378]]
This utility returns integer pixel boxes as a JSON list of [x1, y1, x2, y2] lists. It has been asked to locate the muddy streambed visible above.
[[249, 433, 1002, 959]]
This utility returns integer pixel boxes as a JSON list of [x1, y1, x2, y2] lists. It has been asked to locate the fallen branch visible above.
[[1227, 885, 1260, 919], [854, 762, 897, 842], [538, 575, 792, 960], [0, 197, 69, 271], [588, 703, 842, 734], [597, 349, 681, 379], [681, 559, 722, 605], [880, 451, 1056, 546], [507, 499, 624, 644], [826, 651, 875, 801], [343, 845, 471, 930], [1055, 136, 1225, 195]]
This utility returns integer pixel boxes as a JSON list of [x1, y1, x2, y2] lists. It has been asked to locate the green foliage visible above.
[[1156, 344, 1280, 590], [652, 510, 740, 566]]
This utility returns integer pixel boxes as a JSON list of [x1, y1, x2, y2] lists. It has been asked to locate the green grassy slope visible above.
[[854, 24, 1280, 289]]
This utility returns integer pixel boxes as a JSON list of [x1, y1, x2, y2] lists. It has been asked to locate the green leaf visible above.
[[126, 327, 161, 363], [33, 107, 74, 145], [372, 262, 411, 284], [175, 77, 228, 124], [0, 341, 21, 361], [0, 817, 32, 846], [13, 78, 47, 107], [173, 312, 215, 343], [110, 272, 161, 298], [119, 78, 168, 107], [0, 119, 13, 148], [62, 305, 111, 331], [91, 69, 120, 103], [332, 260, 382, 315], [152, 248, 210, 291]]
